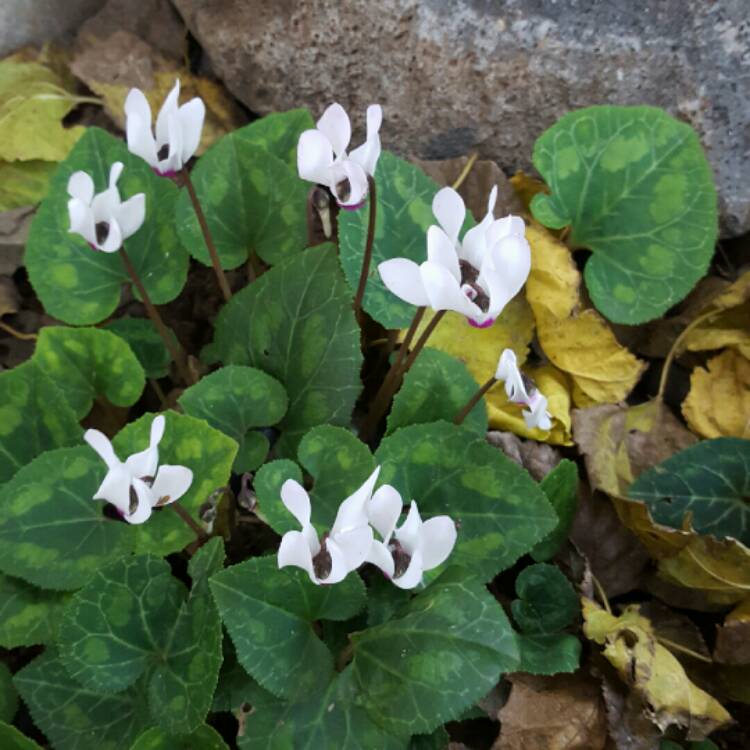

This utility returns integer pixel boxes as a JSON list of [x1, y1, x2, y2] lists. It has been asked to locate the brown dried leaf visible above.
[[486, 430, 562, 482], [714, 598, 750, 665], [0, 276, 19, 317], [494, 672, 608, 750], [598, 670, 662, 750]]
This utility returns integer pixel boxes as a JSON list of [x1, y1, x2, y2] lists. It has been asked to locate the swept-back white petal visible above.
[[108, 162, 124, 189], [426, 225, 460, 282], [150, 465, 193, 506], [278, 530, 316, 581], [378, 258, 430, 307], [159, 113, 183, 173], [459, 221, 489, 269], [126, 112, 158, 167], [332, 466, 381, 535], [432, 187, 465, 244], [92, 465, 131, 517], [116, 193, 146, 239], [365, 539, 395, 578], [367, 484, 403, 542], [419, 516, 457, 570], [178, 97, 205, 162], [124, 418, 162, 479], [349, 103, 382, 176], [524, 394, 552, 431], [395, 501, 422, 554], [280, 479, 312, 529], [421, 261, 478, 318], [125, 88, 153, 128], [155, 80, 181, 146], [483, 235, 531, 319], [334, 159, 368, 208], [98, 218, 123, 253], [91, 186, 120, 223], [486, 185, 498, 215], [488, 214, 526, 244], [297, 129, 334, 184], [67, 171, 94, 204], [316, 103, 351, 157], [84, 428, 121, 469], [125, 478, 153, 524], [322, 538, 350, 584], [495, 349, 529, 403], [332, 525, 374, 573], [393, 548, 424, 590], [68, 199, 96, 245]]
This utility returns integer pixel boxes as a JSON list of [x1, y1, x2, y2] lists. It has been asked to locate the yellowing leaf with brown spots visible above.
[[683, 349, 750, 438], [525, 223, 646, 406], [582, 598, 732, 738]]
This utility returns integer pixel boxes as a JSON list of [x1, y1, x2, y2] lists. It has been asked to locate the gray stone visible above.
[[0, 0, 105, 56], [172, 0, 750, 236]]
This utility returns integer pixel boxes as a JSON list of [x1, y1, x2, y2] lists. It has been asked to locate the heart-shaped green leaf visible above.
[[531, 106, 718, 324], [0, 722, 44, 750], [104, 317, 173, 379], [25, 127, 188, 325], [213, 244, 362, 455], [376, 422, 557, 580], [59, 539, 224, 734], [351, 568, 520, 736], [530, 459, 579, 562], [629, 437, 750, 544], [338, 151, 442, 329], [178, 365, 287, 473], [114, 411, 238, 555], [14, 650, 151, 750], [0, 573, 69, 647], [0, 663, 17, 723], [0, 361, 82, 484], [387, 347, 487, 436], [0, 446, 135, 590], [212, 647, 280, 714], [231, 108, 314, 168], [210, 556, 366, 700], [176, 127, 309, 269], [32, 326, 145, 418], [130, 725, 229, 750]]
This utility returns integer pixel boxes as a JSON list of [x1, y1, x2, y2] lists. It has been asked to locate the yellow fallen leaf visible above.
[[509, 170, 549, 213], [682, 349, 750, 438], [0, 160, 57, 211], [525, 222, 646, 406], [582, 598, 732, 738]]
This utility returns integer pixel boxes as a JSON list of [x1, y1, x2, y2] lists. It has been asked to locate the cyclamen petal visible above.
[[432, 187, 465, 245], [316, 103, 351, 157], [378, 258, 431, 307]]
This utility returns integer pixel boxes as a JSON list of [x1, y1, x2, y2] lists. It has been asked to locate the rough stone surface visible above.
[[0, 0, 105, 56], [172, 0, 750, 236]]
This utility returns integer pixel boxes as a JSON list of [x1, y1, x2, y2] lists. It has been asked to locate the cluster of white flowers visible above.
[[496, 349, 552, 431], [277, 467, 457, 589]]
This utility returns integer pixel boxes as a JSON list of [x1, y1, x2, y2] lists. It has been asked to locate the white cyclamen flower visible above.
[[297, 102, 382, 209], [67, 162, 145, 252], [494, 348, 552, 431], [378, 186, 531, 328], [366, 486, 457, 590], [84, 415, 193, 524], [277, 467, 379, 584], [125, 79, 205, 176]]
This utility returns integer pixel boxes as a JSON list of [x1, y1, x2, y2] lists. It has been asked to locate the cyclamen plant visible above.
[[2, 77, 720, 750]]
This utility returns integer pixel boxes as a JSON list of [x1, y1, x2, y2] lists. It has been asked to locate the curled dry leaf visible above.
[[494, 672, 608, 750], [714, 598, 750, 665], [0, 277, 19, 318], [582, 598, 732, 740], [525, 222, 646, 407], [682, 349, 750, 439], [485, 431, 562, 482]]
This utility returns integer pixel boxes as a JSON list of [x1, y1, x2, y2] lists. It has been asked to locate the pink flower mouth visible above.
[[468, 317, 494, 329], [339, 198, 367, 212]]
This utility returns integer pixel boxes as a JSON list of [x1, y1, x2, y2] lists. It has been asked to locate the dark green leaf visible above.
[[114, 411, 238, 555], [210, 556, 366, 700], [351, 568, 520, 735], [14, 650, 151, 750], [0, 446, 134, 590], [254, 458, 303, 531], [25, 127, 188, 324], [0, 663, 17, 723], [531, 106, 717, 324], [212, 647, 279, 714], [531, 459, 579, 562], [387, 348, 487, 436], [0, 361, 81, 484], [629, 437, 750, 544], [409, 726, 450, 750], [233, 109, 314, 168], [32, 326, 145, 418], [178, 365, 287, 473], [0, 722, 44, 750], [104, 317, 173, 379], [176, 130, 308, 268], [129, 725, 229, 750], [516, 633, 581, 675], [0, 573, 69, 647], [376, 422, 557, 580], [213, 244, 362, 455]]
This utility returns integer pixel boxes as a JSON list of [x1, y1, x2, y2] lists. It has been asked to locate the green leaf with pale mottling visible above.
[[210, 556, 366, 700], [387, 348, 487, 436], [376, 422, 557, 581], [176, 127, 308, 269], [240, 669, 406, 750], [14, 650, 151, 750], [531, 459, 579, 562], [114, 412, 237, 555], [0, 361, 81, 484], [105, 317, 173, 379], [25, 127, 188, 324], [32, 326, 145, 418], [130, 725, 229, 750], [0, 447, 135, 590], [0, 664, 17, 723], [0, 573, 69, 647], [351, 568, 520, 736], [629, 437, 750, 545], [0, 722, 44, 750], [59, 540, 224, 734], [212, 648, 280, 713], [213, 244, 362, 455], [531, 106, 717, 324], [254, 458, 303, 530], [234, 108, 314, 168], [178, 365, 287, 473], [338, 151, 442, 329]]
